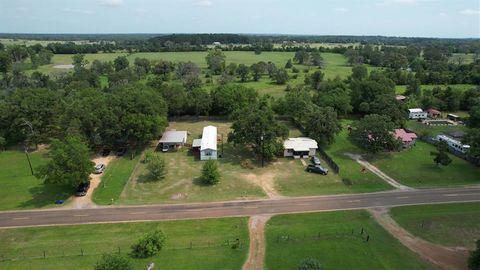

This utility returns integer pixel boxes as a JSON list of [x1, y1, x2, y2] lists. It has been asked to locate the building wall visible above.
[[409, 112, 428, 119], [200, 149, 217, 160], [284, 148, 316, 158]]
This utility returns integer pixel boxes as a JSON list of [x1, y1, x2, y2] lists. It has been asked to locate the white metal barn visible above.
[[283, 137, 318, 159], [200, 126, 217, 160]]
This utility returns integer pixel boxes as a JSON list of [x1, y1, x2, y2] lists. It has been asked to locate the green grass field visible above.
[[92, 153, 141, 205], [405, 120, 468, 137], [265, 211, 431, 270], [323, 120, 392, 193], [0, 217, 249, 270], [373, 141, 480, 187], [0, 150, 72, 210], [390, 203, 480, 249]]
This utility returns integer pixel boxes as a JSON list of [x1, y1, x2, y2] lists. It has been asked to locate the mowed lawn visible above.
[[390, 203, 480, 249], [265, 211, 431, 270], [323, 120, 392, 193], [92, 152, 141, 205], [0, 150, 71, 210], [373, 141, 480, 187], [0, 217, 249, 270]]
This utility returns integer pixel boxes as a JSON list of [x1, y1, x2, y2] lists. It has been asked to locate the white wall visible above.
[[200, 149, 217, 160]]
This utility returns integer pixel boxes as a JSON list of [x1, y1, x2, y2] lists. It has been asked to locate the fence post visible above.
[[118, 247, 121, 254]]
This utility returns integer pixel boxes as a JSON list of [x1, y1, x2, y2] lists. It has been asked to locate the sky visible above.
[[0, 0, 479, 38]]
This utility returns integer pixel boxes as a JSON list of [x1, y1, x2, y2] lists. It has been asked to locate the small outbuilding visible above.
[[408, 108, 428, 119], [158, 130, 188, 152], [283, 137, 318, 159], [393, 129, 417, 148], [427, 108, 441, 118], [200, 126, 218, 160], [396, 95, 407, 102]]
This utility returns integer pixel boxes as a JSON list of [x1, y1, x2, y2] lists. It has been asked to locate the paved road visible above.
[[1, 187, 479, 228]]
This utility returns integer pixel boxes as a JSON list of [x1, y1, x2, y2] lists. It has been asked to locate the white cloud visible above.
[[461, 9, 480, 15], [100, 0, 123, 7], [63, 7, 94, 15], [193, 0, 213, 7], [334, 7, 349, 13]]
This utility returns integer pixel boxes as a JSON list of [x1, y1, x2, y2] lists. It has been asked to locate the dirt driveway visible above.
[[66, 155, 116, 209], [369, 208, 469, 270], [243, 215, 271, 270]]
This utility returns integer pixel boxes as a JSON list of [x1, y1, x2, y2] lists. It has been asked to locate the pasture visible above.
[[0, 217, 249, 270], [390, 203, 480, 249], [265, 211, 431, 269]]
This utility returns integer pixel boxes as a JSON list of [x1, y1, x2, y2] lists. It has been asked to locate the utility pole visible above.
[[221, 133, 224, 157], [24, 144, 34, 175], [21, 120, 35, 175], [260, 134, 264, 168]]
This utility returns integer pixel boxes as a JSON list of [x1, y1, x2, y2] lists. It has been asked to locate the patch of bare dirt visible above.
[[242, 172, 282, 199], [243, 215, 271, 270], [66, 155, 116, 209], [369, 208, 469, 270], [170, 193, 188, 200]]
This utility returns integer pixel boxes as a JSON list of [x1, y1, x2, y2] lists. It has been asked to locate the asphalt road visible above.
[[1, 187, 479, 229]]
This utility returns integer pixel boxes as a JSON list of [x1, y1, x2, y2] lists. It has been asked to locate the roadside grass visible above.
[[449, 53, 477, 64], [395, 84, 476, 94], [92, 153, 141, 205], [265, 211, 431, 270], [0, 217, 249, 270], [323, 120, 392, 193], [372, 141, 480, 187], [390, 203, 480, 249], [0, 150, 71, 210]]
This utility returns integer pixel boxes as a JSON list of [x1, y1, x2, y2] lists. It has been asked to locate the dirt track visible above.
[[369, 208, 469, 270], [243, 215, 271, 270]]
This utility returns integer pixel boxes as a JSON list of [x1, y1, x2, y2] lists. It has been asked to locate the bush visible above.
[[298, 258, 324, 270], [94, 254, 132, 270], [292, 67, 300, 73], [342, 178, 353, 187], [468, 240, 480, 270], [0, 136, 5, 151], [201, 160, 220, 185], [142, 149, 155, 163], [146, 154, 168, 180], [130, 230, 166, 258]]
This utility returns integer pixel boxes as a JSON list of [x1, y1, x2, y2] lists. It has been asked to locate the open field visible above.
[[395, 84, 477, 94], [0, 150, 71, 211], [373, 141, 480, 188], [265, 211, 431, 269], [390, 203, 480, 249], [449, 53, 477, 64], [92, 153, 141, 205], [0, 38, 96, 46], [0, 217, 249, 270], [323, 120, 392, 193], [405, 120, 468, 137]]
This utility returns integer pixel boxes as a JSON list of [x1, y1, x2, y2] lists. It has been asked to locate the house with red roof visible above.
[[394, 129, 417, 148]]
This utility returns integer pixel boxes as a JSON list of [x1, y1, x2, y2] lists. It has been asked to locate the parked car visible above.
[[101, 148, 111, 156], [306, 164, 328, 175], [94, 164, 106, 174], [310, 156, 321, 165], [116, 147, 127, 156], [75, 182, 90, 197]]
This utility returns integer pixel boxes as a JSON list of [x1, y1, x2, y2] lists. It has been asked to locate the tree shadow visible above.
[[192, 177, 210, 187], [137, 172, 162, 183], [18, 184, 72, 209]]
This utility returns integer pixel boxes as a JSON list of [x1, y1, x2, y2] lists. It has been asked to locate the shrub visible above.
[[468, 240, 480, 270], [146, 154, 168, 180], [342, 178, 353, 187], [94, 254, 132, 270], [130, 230, 166, 258], [298, 258, 324, 270], [201, 160, 220, 185]]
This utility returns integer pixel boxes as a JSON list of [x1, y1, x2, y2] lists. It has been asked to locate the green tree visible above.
[[158, 83, 187, 116], [130, 230, 166, 258], [250, 63, 264, 81], [310, 52, 323, 67], [133, 57, 151, 75], [237, 64, 250, 82], [114, 56, 129, 72], [273, 68, 289, 85], [469, 240, 480, 270], [205, 48, 226, 75], [210, 84, 258, 115], [0, 51, 12, 74], [351, 65, 368, 81], [351, 114, 400, 153], [313, 77, 352, 116], [201, 160, 220, 185], [369, 94, 406, 126], [303, 106, 341, 146], [72, 54, 88, 72], [146, 154, 167, 180], [294, 50, 310, 65], [94, 254, 132, 270], [187, 88, 211, 116], [468, 105, 480, 128], [298, 258, 324, 270], [285, 59, 293, 68], [464, 128, 480, 165], [430, 140, 452, 166], [229, 98, 288, 161], [305, 70, 324, 90], [0, 136, 5, 151], [35, 136, 94, 187], [405, 78, 421, 96]]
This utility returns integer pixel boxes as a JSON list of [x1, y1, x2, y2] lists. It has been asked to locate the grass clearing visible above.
[[390, 203, 480, 249], [405, 120, 468, 137], [323, 120, 392, 193], [395, 84, 476, 94], [0, 150, 71, 210], [373, 141, 480, 187], [92, 153, 141, 205], [265, 211, 431, 270], [0, 217, 249, 270]]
